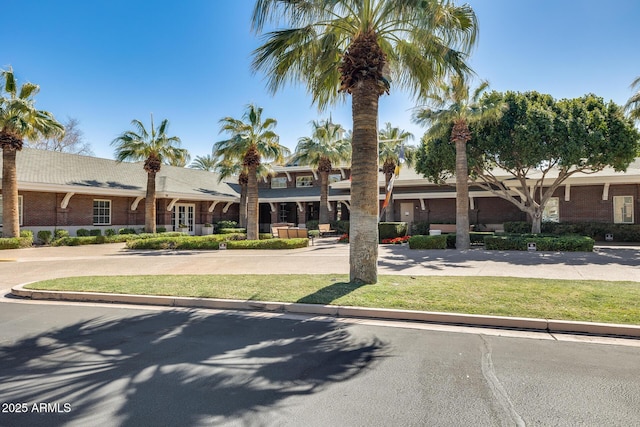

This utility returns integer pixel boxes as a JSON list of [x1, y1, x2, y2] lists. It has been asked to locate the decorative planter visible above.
[[177, 227, 189, 234], [202, 226, 214, 236]]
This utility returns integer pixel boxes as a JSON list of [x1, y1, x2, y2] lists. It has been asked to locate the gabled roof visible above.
[[1, 148, 238, 201]]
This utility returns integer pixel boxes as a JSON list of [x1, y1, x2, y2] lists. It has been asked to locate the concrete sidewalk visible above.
[[3, 239, 640, 338]]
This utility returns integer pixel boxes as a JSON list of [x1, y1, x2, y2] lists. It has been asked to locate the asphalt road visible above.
[[1, 300, 639, 427]]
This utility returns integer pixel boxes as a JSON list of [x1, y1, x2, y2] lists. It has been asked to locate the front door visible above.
[[172, 203, 195, 234]]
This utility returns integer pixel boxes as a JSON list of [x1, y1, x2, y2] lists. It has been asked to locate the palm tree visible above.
[[625, 76, 640, 123], [252, 0, 477, 283], [378, 122, 415, 222], [414, 75, 503, 250], [112, 115, 188, 233], [213, 104, 289, 240], [189, 154, 217, 171], [0, 67, 63, 237], [291, 119, 351, 224]]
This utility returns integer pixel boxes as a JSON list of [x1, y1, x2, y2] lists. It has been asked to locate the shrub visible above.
[[76, 228, 90, 237], [330, 220, 350, 234], [218, 228, 247, 234], [89, 229, 102, 236], [503, 221, 531, 234], [378, 222, 408, 241], [484, 235, 594, 252], [37, 230, 53, 245], [20, 230, 34, 241], [444, 232, 494, 248], [0, 237, 33, 249], [105, 228, 116, 237], [381, 236, 411, 244], [411, 221, 430, 236], [52, 236, 100, 246], [216, 220, 238, 229], [337, 233, 349, 243], [118, 228, 137, 235], [226, 238, 308, 249], [306, 220, 319, 230], [156, 227, 167, 233], [308, 230, 320, 238], [408, 235, 447, 249], [54, 229, 70, 240]]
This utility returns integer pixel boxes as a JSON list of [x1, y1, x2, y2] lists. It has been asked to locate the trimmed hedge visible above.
[[126, 235, 308, 250], [484, 235, 594, 252], [0, 233, 34, 249], [410, 221, 430, 236], [378, 222, 408, 240], [408, 234, 447, 249], [445, 232, 494, 248], [504, 221, 640, 242], [218, 228, 247, 234]]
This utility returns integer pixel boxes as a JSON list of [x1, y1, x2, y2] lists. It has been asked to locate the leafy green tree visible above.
[[0, 67, 63, 237], [252, 0, 477, 283], [190, 154, 217, 171], [112, 115, 188, 233], [213, 104, 289, 240], [417, 91, 640, 234], [414, 75, 503, 249], [378, 122, 415, 222], [291, 119, 351, 224], [625, 76, 640, 125]]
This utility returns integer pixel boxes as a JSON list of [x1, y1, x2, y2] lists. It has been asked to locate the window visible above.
[[542, 197, 559, 223], [296, 176, 313, 187], [271, 176, 287, 189], [328, 174, 342, 184], [613, 196, 634, 224], [0, 195, 23, 226], [93, 199, 111, 225]]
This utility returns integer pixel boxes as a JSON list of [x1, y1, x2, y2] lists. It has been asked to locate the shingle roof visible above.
[[2, 148, 238, 201]]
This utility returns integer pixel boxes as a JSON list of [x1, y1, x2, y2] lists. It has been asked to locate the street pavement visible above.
[[1, 300, 639, 426]]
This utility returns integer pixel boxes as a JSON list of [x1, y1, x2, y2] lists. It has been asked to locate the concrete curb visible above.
[[10, 283, 640, 339]]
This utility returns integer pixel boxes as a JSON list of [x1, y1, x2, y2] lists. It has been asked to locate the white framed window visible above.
[[271, 176, 287, 189], [613, 196, 634, 224], [328, 174, 342, 184], [0, 195, 23, 226], [93, 199, 111, 225], [296, 176, 313, 187], [542, 197, 559, 223]]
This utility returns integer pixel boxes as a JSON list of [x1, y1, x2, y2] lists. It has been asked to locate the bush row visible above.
[[504, 221, 640, 242], [126, 236, 308, 250], [484, 235, 594, 252], [0, 231, 34, 249]]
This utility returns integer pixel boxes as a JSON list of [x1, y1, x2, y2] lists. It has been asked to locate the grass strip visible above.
[[25, 275, 640, 325]]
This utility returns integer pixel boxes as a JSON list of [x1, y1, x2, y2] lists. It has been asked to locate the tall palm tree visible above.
[[189, 154, 217, 171], [414, 75, 503, 250], [252, 0, 477, 283], [0, 67, 63, 237], [378, 122, 415, 222], [112, 114, 188, 233], [625, 76, 640, 123], [213, 104, 289, 240], [291, 119, 351, 224]]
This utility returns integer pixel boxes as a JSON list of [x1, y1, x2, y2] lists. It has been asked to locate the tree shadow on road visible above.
[[0, 309, 386, 426]]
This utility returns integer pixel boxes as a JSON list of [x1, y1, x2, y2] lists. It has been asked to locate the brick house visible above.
[[1, 148, 638, 236]]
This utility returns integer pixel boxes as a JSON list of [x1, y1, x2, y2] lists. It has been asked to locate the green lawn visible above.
[[25, 274, 640, 325]]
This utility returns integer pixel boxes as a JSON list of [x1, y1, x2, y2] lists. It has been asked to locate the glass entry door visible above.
[[172, 204, 195, 234]]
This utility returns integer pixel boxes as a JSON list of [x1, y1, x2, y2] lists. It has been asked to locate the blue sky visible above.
[[3, 0, 639, 161]]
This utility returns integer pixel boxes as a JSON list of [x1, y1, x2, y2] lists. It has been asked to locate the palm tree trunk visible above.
[[239, 183, 248, 228], [246, 165, 259, 240], [453, 121, 471, 250], [319, 171, 329, 224], [384, 172, 394, 222], [349, 81, 380, 284], [145, 171, 157, 233], [2, 147, 20, 238]]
